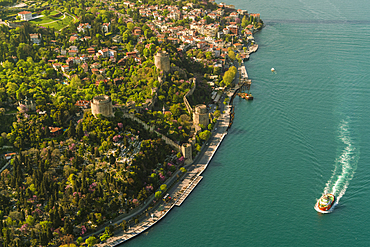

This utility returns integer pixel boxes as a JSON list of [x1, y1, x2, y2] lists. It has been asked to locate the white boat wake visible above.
[[316, 120, 359, 212]]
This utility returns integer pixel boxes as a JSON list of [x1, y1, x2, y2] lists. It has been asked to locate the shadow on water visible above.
[[228, 127, 248, 136], [208, 161, 223, 167]]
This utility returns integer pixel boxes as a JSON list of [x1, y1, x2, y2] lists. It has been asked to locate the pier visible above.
[[240, 65, 248, 79]]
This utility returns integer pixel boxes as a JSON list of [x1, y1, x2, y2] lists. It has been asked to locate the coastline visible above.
[[97, 51, 258, 245], [94, 10, 263, 247], [97, 103, 231, 246]]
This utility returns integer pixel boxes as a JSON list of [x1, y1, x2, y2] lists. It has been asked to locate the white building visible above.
[[18, 11, 32, 21]]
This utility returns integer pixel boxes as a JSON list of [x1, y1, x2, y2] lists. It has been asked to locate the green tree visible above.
[[121, 220, 127, 232], [199, 130, 211, 141], [241, 15, 249, 27], [68, 120, 75, 138], [70, 75, 82, 88], [85, 236, 97, 247], [160, 184, 167, 192], [228, 49, 236, 61], [155, 191, 162, 200]]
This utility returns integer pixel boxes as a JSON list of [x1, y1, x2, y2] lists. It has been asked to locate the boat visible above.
[[314, 193, 336, 213], [271, 68, 275, 72], [237, 92, 254, 100]]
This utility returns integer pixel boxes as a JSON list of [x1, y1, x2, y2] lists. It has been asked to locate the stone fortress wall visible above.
[[183, 78, 197, 115]]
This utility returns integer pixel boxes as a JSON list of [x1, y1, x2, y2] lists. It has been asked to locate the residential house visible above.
[[101, 23, 110, 33], [230, 12, 239, 19], [49, 127, 62, 137], [98, 48, 109, 58], [68, 49, 78, 56], [66, 58, 74, 67], [4, 153, 17, 160], [77, 23, 91, 33], [233, 43, 243, 50], [227, 25, 239, 35], [250, 13, 260, 22], [70, 45, 78, 51], [81, 63, 89, 73], [133, 27, 142, 36], [126, 51, 137, 58], [99, 68, 106, 74], [91, 68, 99, 75], [29, 33, 41, 45], [57, 55, 67, 61], [208, 12, 217, 19], [87, 47, 95, 54], [112, 35, 123, 43], [52, 63, 62, 71], [75, 100, 90, 108], [69, 36, 78, 43], [61, 65, 69, 73], [90, 62, 101, 69], [108, 49, 117, 58], [79, 54, 89, 62]]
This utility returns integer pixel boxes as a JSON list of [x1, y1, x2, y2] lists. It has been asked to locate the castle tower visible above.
[[193, 104, 209, 132], [154, 50, 170, 73], [91, 95, 114, 117], [181, 143, 192, 162]]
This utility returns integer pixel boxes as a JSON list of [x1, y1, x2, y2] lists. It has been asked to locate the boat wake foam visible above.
[[316, 120, 359, 212]]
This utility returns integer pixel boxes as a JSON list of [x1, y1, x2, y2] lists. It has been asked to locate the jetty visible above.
[[239, 64, 248, 79]]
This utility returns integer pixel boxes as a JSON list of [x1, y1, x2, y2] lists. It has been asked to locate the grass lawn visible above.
[[30, 13, 73, 30], [30, 16, 59, 25]]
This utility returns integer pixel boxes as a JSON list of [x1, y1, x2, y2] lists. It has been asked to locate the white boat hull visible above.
[[314, 200, 337, 214]]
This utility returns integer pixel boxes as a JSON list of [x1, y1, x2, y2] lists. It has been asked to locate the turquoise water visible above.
[[122, 0, 370, 246]]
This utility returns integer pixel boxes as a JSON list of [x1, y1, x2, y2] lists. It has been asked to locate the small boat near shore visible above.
[[237, 92, 253, 100], [314, 193, 336, 213]]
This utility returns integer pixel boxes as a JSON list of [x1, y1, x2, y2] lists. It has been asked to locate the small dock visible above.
[[175, 176, 203, 206]]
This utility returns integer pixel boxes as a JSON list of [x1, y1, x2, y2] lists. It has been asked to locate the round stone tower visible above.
[[91, 95, 113, 117], [193, 104, 209, 131], [154, 50, 170, 73]]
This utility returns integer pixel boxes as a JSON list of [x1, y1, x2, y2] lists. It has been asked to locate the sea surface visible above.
[[122, 0, 370, 246]]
